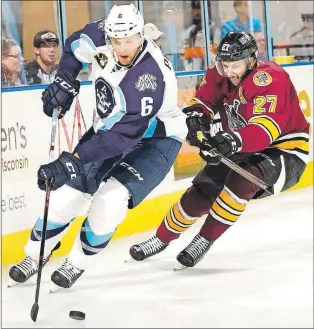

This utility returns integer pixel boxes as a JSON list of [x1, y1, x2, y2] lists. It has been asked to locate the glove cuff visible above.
[[60, 151, 84, 175], [55, 70, 80, 95], [221, 132, 242, 153]]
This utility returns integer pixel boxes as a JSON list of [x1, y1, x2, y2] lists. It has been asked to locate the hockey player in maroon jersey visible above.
[[129, 32, 310, 268]]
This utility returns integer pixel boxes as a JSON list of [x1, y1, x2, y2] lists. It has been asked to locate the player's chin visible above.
[[230, 77, 240, 86]]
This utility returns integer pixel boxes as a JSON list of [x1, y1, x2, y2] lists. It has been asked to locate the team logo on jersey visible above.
[[95, 77, 115, 119], [135, 73, 157, 92], [224, 99, 247, 130], [253, 71, 272, 86], [94, 53, 108, 69], [238, 86, 247, 104]]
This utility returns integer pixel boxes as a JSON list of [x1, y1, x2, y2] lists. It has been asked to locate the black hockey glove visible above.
[[199, 131, 242, 165], [37, 151, 84, 191], [42, 70, 80, 119], [183, 105, 211, 147]]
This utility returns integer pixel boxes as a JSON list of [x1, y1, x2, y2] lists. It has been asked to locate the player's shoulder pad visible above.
[[251, 61, 287, 88], [202, 62, 223, 86], [243, 62, 286, 101], [86, 19, 105, 30], [80, 19, 106, 48], [118, 52, 165, 98], [133, 59, 162, 92]]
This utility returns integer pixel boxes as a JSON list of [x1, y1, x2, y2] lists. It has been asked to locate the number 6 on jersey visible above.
[[141, 97, 153, 116]]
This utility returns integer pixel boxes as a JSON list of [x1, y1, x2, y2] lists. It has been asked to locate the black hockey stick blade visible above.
[[31, 302, 39, 322]]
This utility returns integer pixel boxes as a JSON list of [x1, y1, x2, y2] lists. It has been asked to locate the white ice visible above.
[[2, 187, 313, 328]]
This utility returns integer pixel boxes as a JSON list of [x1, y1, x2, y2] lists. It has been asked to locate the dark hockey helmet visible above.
[[33, 30, 59, 48], [216, 32, 258, 62]]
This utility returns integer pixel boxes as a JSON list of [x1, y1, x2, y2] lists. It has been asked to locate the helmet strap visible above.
[[241, 56, 257, 82]]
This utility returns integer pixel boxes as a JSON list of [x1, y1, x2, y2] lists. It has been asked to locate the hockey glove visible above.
[[183, 105, 211, 147], [42, 70, 80, 119], [37, 152, 84, 191], [199, 131, 242, 165]]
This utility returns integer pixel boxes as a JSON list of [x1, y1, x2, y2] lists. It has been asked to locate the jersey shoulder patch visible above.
[[135, 73, 158, 92], [253, 71, 272, 87]]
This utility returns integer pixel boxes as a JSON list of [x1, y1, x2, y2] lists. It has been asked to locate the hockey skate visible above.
[[8, 256, 39, 286], [50, 259, 84, 292], [8, 241, 60, 287], [129, 235, 169, 261], [8, 255, 51, 287], [176, 233, 213, 268]]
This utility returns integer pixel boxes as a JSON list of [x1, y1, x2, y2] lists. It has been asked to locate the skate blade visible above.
[[49, 283, 64, 294], [7, 279, 20, 288], [7, 275, 36, 288], [173, 265, 188, 272], [124, 257, 144, 264]]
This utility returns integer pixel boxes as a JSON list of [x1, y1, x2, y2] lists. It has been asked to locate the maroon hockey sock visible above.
[[200, 165, 263, 241], [157, 185, 215, 244]]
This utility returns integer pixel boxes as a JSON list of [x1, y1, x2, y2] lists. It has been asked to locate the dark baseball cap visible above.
[[33, 30, 59, 48]]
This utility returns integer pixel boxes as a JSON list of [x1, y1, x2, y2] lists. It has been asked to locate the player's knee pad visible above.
[[87, 178, 130, 234], [48, 184, 92, 224], [181, 185, 216, 218], [225, 164, 264, 200], [243, 151, 288, 197], [25, 185, 92, 259]]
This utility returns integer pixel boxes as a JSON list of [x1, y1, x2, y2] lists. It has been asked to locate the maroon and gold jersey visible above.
[[190, 61, 310, 164]]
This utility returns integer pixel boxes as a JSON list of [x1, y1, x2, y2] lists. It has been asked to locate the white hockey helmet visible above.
[[104, 4, 144, 39]]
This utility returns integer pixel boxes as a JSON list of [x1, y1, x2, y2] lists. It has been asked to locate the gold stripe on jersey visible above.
[[272, 139, 309, 153], [164, 201, 197, 234], [249, 115, 281, 143], [188, 97, 215, 119], [209, 187, 247, 226], [271, 132, 310, 154]]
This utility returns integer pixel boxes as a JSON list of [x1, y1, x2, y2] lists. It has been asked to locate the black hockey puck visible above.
[[69, 310, 85, 321]]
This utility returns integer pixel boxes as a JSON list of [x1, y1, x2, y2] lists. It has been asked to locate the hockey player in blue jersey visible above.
[[9, 4, 187, 289]]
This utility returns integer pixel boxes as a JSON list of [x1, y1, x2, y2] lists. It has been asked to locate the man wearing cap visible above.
[[144, 23, 164, 48], [25, 30, 59, 85]]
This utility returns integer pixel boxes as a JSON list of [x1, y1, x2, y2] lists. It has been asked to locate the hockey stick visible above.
[[197, 131, 273, 195], [76, 96, 87, 132], [31, 108, 59, 322]]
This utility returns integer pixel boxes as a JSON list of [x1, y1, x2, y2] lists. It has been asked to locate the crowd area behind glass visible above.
[[1, 0, 313, 88]]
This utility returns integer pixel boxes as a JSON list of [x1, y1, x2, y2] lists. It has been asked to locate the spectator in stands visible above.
[[254, 31, 268, 61], [180, 0, 206, 71], [25, 30, 59, 85], [144, 23, 164, 48], [1, 38, 24, 87], [221, 0, 262, 39]]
